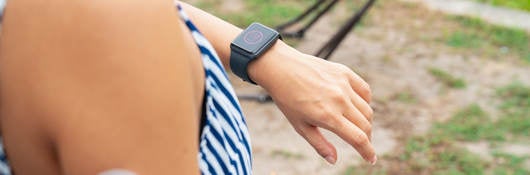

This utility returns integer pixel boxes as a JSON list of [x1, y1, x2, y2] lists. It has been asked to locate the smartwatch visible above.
[[230, 22, 281, 84]]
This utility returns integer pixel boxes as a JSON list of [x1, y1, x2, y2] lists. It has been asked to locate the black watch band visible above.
[[230, 23, 281, 85], [230, 50, 255, 84]]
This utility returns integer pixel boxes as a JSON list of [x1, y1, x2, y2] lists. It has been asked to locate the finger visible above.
[[297, 124, 337, 164], [342, 99, 372, 141], [344, 86, 374, 123], [328, 117, 376, 164], [346, 70, 372, 103]]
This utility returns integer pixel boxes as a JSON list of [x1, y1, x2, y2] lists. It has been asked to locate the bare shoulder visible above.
[[0, 0, 202, 174]]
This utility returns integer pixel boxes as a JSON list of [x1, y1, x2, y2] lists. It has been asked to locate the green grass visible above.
[[446, 16, 530, 62], [434, 82, 530, 142], [496, 82, 530, 137], [477, 0, 530, 12], [394, 91, 417, 104], [392, 82, 530, 175], [401, 135, 530, 174], [434, 104, 504, 141], [446, 31, 483, 48], [270, 149, 305, 159], [401, 136, 488, 175], [428, 67, 467, 89], [491, 152, 530, 175], [342, 165, 387, 175], [194, 0, 310, 28]]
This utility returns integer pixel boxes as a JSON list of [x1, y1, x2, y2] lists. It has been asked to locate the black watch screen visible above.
[[231, 23, 280, 56], [230, 22, 281, 84]]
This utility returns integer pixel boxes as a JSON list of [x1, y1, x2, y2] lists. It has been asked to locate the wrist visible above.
[[247, 41, 301, 87]]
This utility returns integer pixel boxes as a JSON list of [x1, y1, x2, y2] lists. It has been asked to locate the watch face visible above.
[[232, 23, 279, 55], [243, 30, 264, 45]]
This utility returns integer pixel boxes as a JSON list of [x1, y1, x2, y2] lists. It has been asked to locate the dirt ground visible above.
[[204, 0, 530, 174]]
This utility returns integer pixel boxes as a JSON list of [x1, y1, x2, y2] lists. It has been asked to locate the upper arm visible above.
[[0, 0, 201, 174]]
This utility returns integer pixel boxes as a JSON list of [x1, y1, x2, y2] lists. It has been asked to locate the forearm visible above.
[[177, 2, 241, 69], [178, 2, 300, 87]]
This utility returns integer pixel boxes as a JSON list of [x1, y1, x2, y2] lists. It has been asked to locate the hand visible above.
[[248, 41, 376, 165]]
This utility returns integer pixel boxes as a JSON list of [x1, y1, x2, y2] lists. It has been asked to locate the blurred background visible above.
[[187, 0, 530, 174]]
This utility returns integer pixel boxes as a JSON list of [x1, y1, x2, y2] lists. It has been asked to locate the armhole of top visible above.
[[199, 91, 207, 141]]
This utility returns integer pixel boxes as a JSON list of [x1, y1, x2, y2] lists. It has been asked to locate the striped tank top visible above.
[[0, 1, 252, 174]]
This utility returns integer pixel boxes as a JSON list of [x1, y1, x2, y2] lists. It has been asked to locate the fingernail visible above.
[[325, 155, 336, 164], [369, 155, 377, 165]]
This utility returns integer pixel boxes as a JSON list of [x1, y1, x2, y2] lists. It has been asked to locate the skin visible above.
[[1, 0, 203, 174], [0, 0, 375, 174]]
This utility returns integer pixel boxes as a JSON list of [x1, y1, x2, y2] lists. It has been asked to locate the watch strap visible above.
[[230, 49, 257, 84]]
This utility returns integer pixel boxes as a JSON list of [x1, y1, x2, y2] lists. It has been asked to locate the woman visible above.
[[0, 0, 375, 174]]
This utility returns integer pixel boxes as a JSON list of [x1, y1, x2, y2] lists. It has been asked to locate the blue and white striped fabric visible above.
[[176, 3, 253, 175], [0, 139, 9, 175], [0, 0, 5, 22], [0, 1, 252, 174]]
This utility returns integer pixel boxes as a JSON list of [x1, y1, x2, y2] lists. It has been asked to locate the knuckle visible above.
[[364, 124, 372, 135], [352, 132, 369, 147], [365, 114, 373, 123], [314, 107, 331, 119], [365, 108, 374, 121], [360, 83, 372, 96], [337, 64, 351, 71], [317, 110, 341, 129], [329, 89, 346, 103], [368, 107, 374, 116], [293, 126, 306, 136], [339, 65, 353, 75], [323, 114, 339, 127]]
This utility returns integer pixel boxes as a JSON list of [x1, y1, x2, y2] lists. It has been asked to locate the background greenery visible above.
[[477, 0, 530, 12]]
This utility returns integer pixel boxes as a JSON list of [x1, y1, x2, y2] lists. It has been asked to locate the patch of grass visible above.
[[453, 16, 529, 47], [196, 0, 310, 28], [446, 16, 530, 62], [446, 31, 484, 48], [394, 91, 417, 103], [436, 81, 529, 141], [435, 147, 488, 175], [341, 165, 387, 175], [434, 104, 504, 141], [394, 81, 530, 174], [477, 0, 530, 12], [400, 105, 516, 173], [401, 136, 488, 175], [270, 149, 304, 159], [191, 0, 217, 10], [496, 82, 530, 137], [491, 152, 530, 175], [430, 83, 530, 143], [428, 67, 467, 89]]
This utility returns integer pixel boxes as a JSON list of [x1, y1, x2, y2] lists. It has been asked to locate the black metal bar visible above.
[[315, 0, 376, 59], [237, 94, 273, 103], [276, 0, 325, 31], [276, 0, 339, 39], [298, 0, 340, 37]]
